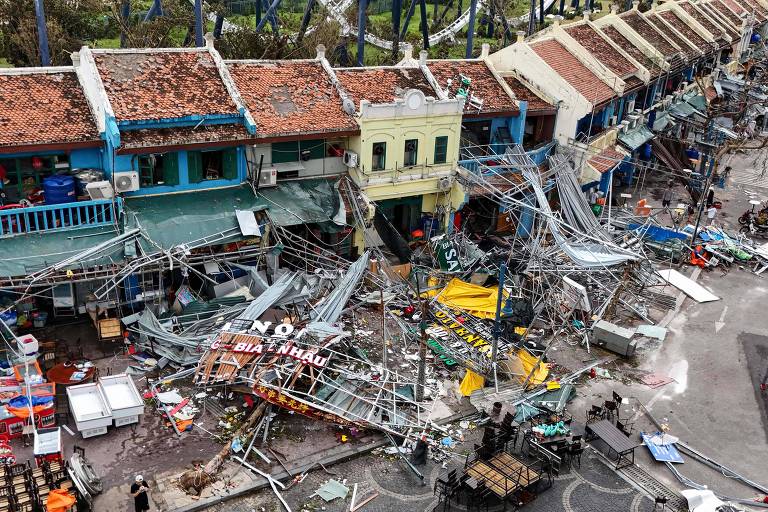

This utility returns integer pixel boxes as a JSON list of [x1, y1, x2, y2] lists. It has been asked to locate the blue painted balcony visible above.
[[0, 198, 123, 238], [459, 142, 556, 175]]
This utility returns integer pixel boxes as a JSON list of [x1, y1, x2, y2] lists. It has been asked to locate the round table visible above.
[[46, 363, 95, 385]]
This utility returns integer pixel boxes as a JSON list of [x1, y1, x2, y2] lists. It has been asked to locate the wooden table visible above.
[[466, 460, 519, 498], [488, 452, 541, 488], [45, 363, 95, 386], [586, 420, 640, 469]]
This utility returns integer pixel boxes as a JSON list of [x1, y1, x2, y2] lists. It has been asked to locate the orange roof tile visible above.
[[120, 124, 250, 151], [646, 13, 701, 59], [93, 50, 238, 123], [588, 147, 624, 173], [0, 71, 99, 150], [678, 2, 734, 43], [565, 24, 638, 77], [228, 60, 358, 139], [427, 60, 519, 115], [657, 11, 713, 53], [708, 0, 743, 27], [621, 11, 678, 58], [334, 67, 436, 109], [530, 39, 615, 105], [502, 76, 555, 113], [599, 25, 656, 71]]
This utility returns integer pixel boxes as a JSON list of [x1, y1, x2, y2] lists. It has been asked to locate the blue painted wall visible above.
[[113, 146, 247, 197], [70, 148, 103, 169]]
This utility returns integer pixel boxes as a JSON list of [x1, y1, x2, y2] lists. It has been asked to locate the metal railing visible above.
[[0, 197, 122, 238]]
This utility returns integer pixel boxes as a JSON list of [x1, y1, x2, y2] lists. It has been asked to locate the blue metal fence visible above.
[[0, 198, 122, 237]]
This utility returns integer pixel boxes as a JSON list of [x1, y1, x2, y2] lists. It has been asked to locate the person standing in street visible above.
[[706, 186, 715, 209], [131, 475, 150, 512], [707, 205, 718, 225], [661, 182, 674, 210]]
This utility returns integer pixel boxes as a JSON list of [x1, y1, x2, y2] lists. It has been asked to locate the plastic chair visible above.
[[602, 400, 617, 422]]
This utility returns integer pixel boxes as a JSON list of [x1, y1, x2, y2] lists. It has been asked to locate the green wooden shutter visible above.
[[222, 148, 238, 180], [187, 151, 203, 184], [163, 153, 180, 185], [272, 141, 299, 164]]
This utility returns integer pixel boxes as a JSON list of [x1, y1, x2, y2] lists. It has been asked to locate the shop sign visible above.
[[211, 338, 328, 368], [432, 309, 493, 359], [425, 327, 457, 366], [253, 385, 352, 426], [434, 238, 462, 272]]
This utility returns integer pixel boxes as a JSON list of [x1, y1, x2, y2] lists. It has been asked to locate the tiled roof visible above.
[[656, 11, 713, 54], [335, 67, 436, 109], [743, 0, 768, 22], [696, 3, 740, 38], [621, 12, 678, 57], [502, 76, 555, 113], [678, 2, 733, 43], [588, 147, 624, 173], [708, 0, 743, 27], [93, 50, 238, 123], [531, 39, 615, 105], [228, 60, 358, 139], [624, 76, 644, 91], [119, 124, 250, 151], [0, 71, 99, 150], [599, 25, 656, 71], [565, 24, 638, 77], [427, 60, 519, 116], [646, 13, 701, 59], [719, 0, 746, 16]]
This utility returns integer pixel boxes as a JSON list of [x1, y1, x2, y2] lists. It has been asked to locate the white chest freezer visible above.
[[66, 382, 112, 438], [98, 374, 145, 427]]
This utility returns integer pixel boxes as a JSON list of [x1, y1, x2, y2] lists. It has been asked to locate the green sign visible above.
[[435, 238, 462, 273]]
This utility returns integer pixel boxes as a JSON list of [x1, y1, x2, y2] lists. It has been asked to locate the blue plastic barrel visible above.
[[43, 175, 76, 205]]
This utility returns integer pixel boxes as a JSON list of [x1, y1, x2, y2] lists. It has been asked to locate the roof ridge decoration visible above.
[[72, 46, 120, 147], [316, 45, 357, 116], [205, 33, 257, 135]]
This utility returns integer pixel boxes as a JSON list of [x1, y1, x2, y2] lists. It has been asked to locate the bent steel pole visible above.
[[358, 0, 368, 66], [465, 0, 478, 58]]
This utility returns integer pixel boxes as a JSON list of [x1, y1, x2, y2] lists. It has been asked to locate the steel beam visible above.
[[465, 0, 478, 58], [194, 0, 204, 46], [401, 0, 417, 40], [297, 0, 317, 43], [419, 0, 430, 49], [144, 0, 163, 21], [392, 0, 402, 60], [120, 0, 131, 48], [357, 0, 367, 66], [33, 0, 51, 66], [214, 15, 224, 38], [256, 0, 282, 32]]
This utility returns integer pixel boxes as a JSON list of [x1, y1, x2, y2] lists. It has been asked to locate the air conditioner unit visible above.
[[343, 150, 359, 168], [85, 180, 114, 200], [259, 168, 277, 188], [608, 115, 618, 126], [437, 176, 452, 192], [114, 171, 140, 193]]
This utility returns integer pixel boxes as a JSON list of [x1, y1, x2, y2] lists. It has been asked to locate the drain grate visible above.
[[619, 463, 688, 511]]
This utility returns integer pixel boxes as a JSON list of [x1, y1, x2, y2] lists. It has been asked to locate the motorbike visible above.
[[739, 204, 768, 225], [741, 217, 768, 237]]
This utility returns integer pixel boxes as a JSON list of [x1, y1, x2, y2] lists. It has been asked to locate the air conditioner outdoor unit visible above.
[[343, 150, 359, 168], [609, 115, 618, 126], [259, 168, 278, 188], [85, 180, 114, 200], [114, 171, 140, 193], [437, 176, 452, 192]]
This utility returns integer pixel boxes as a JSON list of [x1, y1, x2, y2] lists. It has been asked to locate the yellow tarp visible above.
[[425, 278, 509, 319], [459, 369, 486, 396], [500, 348, 549, 386]]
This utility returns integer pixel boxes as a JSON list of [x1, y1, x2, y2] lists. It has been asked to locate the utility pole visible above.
[[33, 0, 51, 66], [491, 263, 508, 393], [414, 269, 427, 402], [691, 120, 717, 242], [194, 0, 204, 46]]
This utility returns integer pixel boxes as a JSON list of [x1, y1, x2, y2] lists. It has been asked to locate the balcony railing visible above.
[[0, 198, 122, 238]]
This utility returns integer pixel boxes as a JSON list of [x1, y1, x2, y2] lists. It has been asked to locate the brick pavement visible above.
[[198, 448, 656, 512]]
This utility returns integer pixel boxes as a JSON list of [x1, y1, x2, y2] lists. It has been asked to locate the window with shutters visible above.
[[433, 136, 448, 164], [403, 139, 418, 167], [138, 153, 178, 187], [187, 149, 239, 183], [371, 142, 386, 171]]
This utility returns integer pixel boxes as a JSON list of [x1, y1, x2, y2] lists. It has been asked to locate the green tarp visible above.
[[618, 125, 654, 150], [0, 226, 122, 278], [686, 94, 707, 112], [125, 179, 340, 250], [652, 112, 675, 132]]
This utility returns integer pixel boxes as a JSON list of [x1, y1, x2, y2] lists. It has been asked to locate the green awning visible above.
[[686, 94, 707, 112], [0, 226, 123, 279], [652, 112, 675, 132], [670, 100, 700, 118], [618, 125, 654, 150], [124, 179, 341, 251]]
